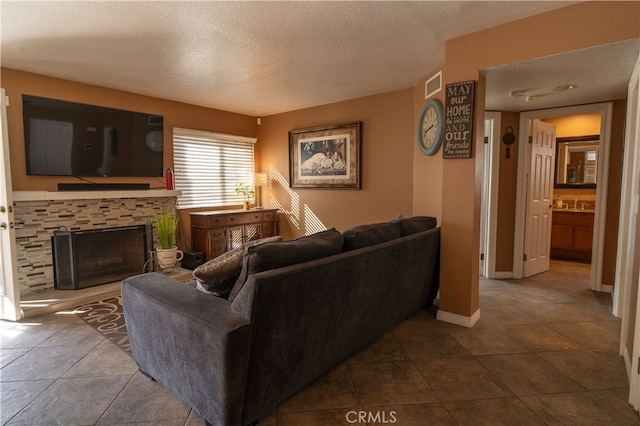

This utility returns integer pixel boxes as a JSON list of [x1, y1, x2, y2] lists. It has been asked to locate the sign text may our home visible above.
[[443, 80, 475, 159]]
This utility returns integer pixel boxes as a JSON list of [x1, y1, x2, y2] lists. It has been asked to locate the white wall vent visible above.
[[425, 70, 442, 99]]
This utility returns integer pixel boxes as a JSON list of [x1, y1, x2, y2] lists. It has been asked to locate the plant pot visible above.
[[243, 201, 250, 210], [156, 247, 184, 270]]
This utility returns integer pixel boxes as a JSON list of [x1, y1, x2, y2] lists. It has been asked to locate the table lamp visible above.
[[253, 172, 268, 209]]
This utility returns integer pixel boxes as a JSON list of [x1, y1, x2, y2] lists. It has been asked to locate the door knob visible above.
[[0, 223, 7, 229], [0, 206, 5, 213]]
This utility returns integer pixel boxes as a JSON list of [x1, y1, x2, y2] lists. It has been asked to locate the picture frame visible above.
[[289, 121, 362, 189]]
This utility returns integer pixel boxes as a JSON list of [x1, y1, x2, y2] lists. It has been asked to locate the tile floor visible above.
[[1, 260, 638, 425]]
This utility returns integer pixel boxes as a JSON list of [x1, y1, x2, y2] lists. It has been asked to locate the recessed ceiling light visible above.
[[554, 84, 578, 92]]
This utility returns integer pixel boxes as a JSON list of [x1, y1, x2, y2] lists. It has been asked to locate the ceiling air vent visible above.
[[425, 70, 442, 99]]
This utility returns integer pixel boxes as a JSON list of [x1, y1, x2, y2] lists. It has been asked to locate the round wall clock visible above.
[[417, 99, 444, 156], [144, 129, 163, 152]]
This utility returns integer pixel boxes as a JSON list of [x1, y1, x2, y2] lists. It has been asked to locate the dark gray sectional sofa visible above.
[[122, 216, 440, 426]]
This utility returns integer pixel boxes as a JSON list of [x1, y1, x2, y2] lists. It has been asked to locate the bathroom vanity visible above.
[[550, 209, 594, 262]]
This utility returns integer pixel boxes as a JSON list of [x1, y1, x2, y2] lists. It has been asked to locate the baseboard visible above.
[[493, 271, 513, 279], [437, 308, 481, 328], [600, 284, 613, 293]]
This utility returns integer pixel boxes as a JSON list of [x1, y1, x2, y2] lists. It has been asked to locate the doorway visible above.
[[513, 102, 613, 292]]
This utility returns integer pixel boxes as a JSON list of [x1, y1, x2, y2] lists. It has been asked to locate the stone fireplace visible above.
[[12, 190, 178, 296]]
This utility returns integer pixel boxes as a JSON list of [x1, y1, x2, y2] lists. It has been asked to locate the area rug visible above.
[[75, 296, 131, 355]]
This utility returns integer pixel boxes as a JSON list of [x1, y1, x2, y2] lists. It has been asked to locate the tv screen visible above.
[[23, 95, 164, 177]]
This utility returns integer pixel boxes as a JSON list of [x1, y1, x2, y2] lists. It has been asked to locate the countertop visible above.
[[553, 208, 595, 213]]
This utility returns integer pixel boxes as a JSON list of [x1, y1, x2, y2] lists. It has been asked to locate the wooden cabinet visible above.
[[190, 209, 278, 260], [550, 210, 594, 262]]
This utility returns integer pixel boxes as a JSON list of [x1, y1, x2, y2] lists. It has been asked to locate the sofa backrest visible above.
[[227, 216, 437, 300], [340, 215, 437, 252], [228, 228, 344, 300], [231, 227, 440, 424]]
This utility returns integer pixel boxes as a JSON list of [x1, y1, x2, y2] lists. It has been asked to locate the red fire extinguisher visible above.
[[165, 168, 174, 190]]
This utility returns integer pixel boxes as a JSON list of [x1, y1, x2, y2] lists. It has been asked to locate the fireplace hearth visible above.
[[52, 224, 152, 290]]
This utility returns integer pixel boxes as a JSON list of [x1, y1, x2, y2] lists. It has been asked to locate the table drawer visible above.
[[226, 212, 263, 225], [261, 222, 276, 236], [191, 215, 225, 228], [262, 210, 275, 221], [208, 228, 225, 241], [209, 241, 227, 258]]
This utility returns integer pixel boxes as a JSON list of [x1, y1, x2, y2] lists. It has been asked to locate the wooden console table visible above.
[[190, 209, 278, 260]]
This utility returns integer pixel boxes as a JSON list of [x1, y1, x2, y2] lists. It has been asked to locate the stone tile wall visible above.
[[13, 197, 176, 296]]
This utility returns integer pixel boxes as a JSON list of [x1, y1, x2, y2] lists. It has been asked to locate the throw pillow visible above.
[[228, 228, 344, 301], [193, 235, 283, 297], [392, 216, 437, 236], [342, 221, 401, 251]]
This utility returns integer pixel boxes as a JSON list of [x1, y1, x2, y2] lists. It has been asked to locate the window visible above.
[[172, 127, 257, 209]]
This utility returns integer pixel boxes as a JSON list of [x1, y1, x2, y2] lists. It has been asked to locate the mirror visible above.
[[555, 135, 599, 188]]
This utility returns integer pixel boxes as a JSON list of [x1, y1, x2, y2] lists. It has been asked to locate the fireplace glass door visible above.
[[52, 224, 151, 290]]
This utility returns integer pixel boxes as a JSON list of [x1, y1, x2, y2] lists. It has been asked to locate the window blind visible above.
[[172, 128, 256, 209]]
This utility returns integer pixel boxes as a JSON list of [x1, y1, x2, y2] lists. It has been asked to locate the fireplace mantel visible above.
[[12, 189, 181, 202]]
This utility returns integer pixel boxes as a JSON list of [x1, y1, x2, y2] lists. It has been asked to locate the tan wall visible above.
[[3, 68, 258, 191], [0, 71, 434, 246], [604, 100, 626, 286], [418, 1, 640, 318], [545, 113, 602, 138], [494, 112, 519, 272], [412, 69, 445, 220], [2, 68, 258, 250], [259, 90, 415, 239]]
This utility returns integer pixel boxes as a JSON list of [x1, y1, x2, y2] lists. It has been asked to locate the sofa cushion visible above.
[[342, 221, 401, 251], [193, 235, 282, 297], [392, 216, 437, 236], [228, 228, 344, 301]]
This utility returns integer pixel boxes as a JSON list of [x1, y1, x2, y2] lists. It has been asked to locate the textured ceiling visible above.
[[485, 39, 639, 112], [2, 1, 634, 117]]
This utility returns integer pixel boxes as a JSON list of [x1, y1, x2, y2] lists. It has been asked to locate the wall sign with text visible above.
[[443, 80, 475, 159]]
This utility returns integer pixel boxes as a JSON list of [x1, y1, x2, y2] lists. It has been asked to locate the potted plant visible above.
[[153, 209, 183, 269], [234, 182, 255, 210]]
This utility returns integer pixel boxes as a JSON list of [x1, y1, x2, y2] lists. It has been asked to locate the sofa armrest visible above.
[[122, 273, 251, 426]]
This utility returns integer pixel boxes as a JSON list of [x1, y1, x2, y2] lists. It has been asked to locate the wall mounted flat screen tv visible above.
[[23, 95, 164, 177]]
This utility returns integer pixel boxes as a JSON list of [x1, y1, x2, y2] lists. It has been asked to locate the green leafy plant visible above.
[[153, 209, 179, 249], [234, 182, 255, 202]]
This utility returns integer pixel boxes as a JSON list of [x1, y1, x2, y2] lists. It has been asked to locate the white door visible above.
[[480, 119, 490, 276], [523, 120, 556, 277], [629, 219, 640, 413], [0, 89, 21, 321], [615, 55, 640, 413], [480, 112, 501, 278]]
